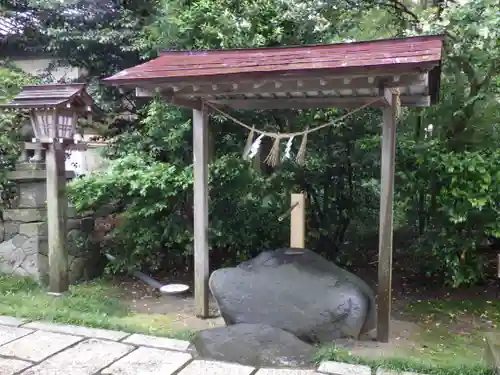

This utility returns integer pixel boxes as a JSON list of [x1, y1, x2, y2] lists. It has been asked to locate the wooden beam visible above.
[[381, 87, 394, 106], [124, 69, 433, 91], [192, 102, 210, 318], [379, 88, 430, 107], [377, 88, 397, 343], [174, 74, 426, 97], [135, 87, 203, 110], [497, 253, 500, 279], [401, 95, 430, 107], [46, 142, 69, 294], [164, 91, 203, 110], [210, 96, 386, 110], [209, 94, 431, 110], [290, 193, 306, 248], [135, 87, 156, 97], [24, 141, 88, 152]]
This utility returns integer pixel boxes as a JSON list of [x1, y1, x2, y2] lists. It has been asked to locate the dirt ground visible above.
[[116, 277, 225, 332], [112, 253, 500, 365]]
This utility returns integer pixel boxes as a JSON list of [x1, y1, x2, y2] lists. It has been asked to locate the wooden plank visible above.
[[162, 91, 203, 110], [192, 103, 210, 318], [23, 142, 45, 150], [210, 96, 386, 110], [169, 97, 202, 110], [377, 89, 397, 343], [136, 87, 203, 110], [497, 253, 500, 278], [290, 193, 306, 248], [135, 87, 156, 97], [26, 140, 87, 149], [208, 95, 430, 110], [381, 87, 394, 106], [45, 143, 69, 294]]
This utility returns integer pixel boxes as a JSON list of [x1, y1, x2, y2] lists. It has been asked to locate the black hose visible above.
[[104, 253, 165, 290]]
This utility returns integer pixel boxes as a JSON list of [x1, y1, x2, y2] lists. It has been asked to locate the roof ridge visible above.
[[159, 34, 445, 56]]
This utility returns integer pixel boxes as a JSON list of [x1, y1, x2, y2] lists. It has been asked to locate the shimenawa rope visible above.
[[204, 89, 399, 166]]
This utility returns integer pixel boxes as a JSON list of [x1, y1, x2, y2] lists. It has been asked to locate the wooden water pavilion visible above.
[[104, 35, 444, 342]]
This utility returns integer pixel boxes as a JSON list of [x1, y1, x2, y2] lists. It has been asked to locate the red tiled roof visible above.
[[105, 35, 444, 84]]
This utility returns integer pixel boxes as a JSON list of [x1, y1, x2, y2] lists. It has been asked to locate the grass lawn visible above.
[[403, 298, 500, 367], [314, 345, 493, 375], [315, 297, 500, 375], [0, 275, 192, 340], [405, 298, 500, 328]]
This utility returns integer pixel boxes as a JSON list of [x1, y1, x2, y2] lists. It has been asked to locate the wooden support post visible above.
[[46, 143, 69, 294], [290, 193, 306, 248], [193, 103, 210, 318], [497, 253, 500, 279], [377, 90, 397, 343]]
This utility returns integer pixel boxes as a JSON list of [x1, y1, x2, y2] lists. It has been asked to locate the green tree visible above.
[[395, 0, 500, 285], [0, 65, 37, 207], [411, 0, 500, 149], [67, 0, 395, 271], [4, 0, 499, 287]]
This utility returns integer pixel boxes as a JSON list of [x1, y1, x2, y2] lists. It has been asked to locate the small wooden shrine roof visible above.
[[0, 83, 93, 110], [104, 35, 444, 110]]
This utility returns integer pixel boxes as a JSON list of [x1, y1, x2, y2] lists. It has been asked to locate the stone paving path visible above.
[[0, 315, 422, 375]]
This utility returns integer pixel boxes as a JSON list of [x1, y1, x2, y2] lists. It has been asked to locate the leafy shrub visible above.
[[69, 153, 291, 272], [68, 97, 385, 273], [398, 139, 500, 286]]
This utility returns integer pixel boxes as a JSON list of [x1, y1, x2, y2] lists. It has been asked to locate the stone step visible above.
[[0, 317, 432, 375]]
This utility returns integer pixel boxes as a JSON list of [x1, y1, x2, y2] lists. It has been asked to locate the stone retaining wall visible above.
[[0, 157, 103, 284]]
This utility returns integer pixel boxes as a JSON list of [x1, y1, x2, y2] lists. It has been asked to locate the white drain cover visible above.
[[159, 284, 190, 295]]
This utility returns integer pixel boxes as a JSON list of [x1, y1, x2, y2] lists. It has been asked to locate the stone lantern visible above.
[[1, 84, 93, 294]]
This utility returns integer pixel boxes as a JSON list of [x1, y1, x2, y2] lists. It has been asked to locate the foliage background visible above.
[[1, 0, 499, 287], [0, 66, 37, 208]]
